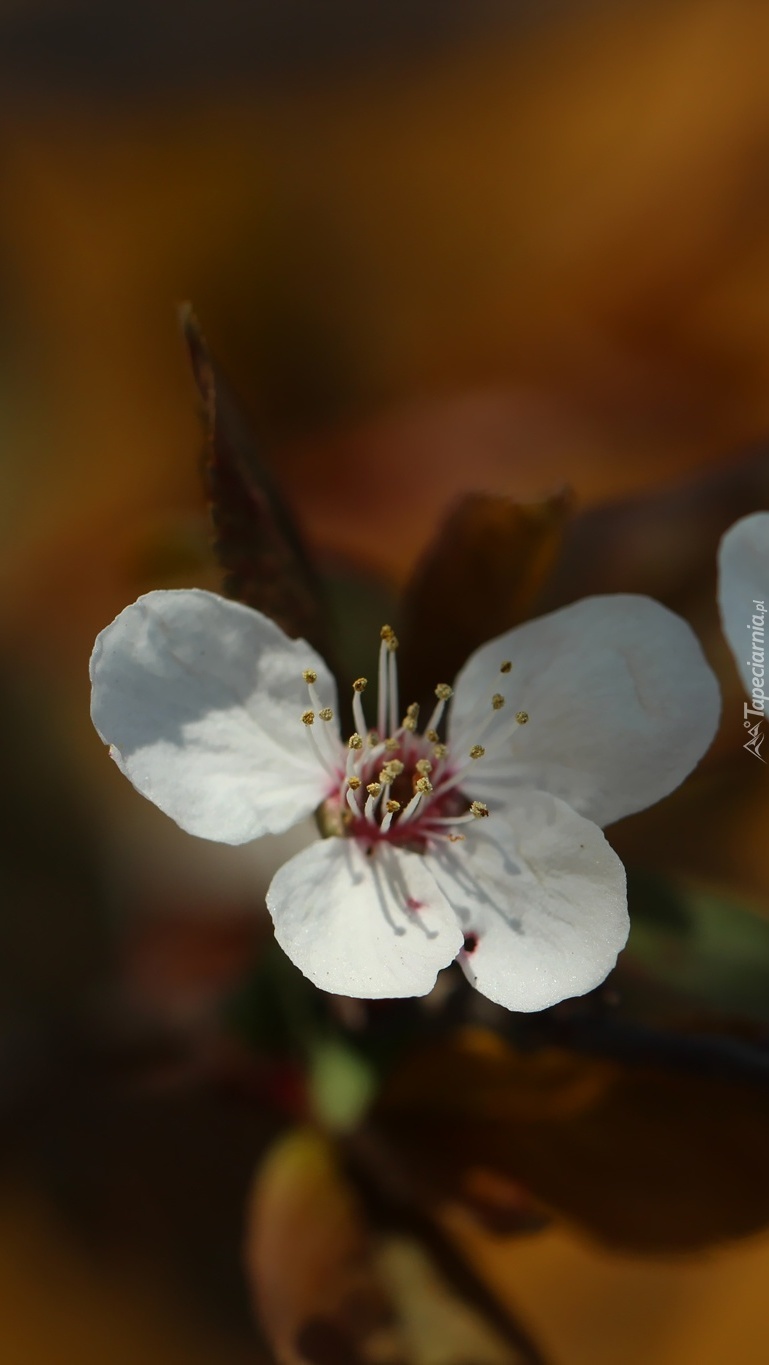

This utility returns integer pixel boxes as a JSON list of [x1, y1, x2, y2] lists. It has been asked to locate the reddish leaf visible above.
[[246, 1127, 548, 1364], [180, 305, 330, 654], [374, 1027, 769, 1253], [398, 491, 570, 702], [246, 1128, 392, 1365]]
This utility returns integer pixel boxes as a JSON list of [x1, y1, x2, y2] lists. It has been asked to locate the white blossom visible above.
[[90, 589, 720, 1011], [718, 511, 769, 698]]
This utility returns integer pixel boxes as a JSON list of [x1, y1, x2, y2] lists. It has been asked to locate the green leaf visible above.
[[624, 873, 769, 1024]]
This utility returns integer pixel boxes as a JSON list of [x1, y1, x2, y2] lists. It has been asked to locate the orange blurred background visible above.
[[3, 1, 769, 1360]]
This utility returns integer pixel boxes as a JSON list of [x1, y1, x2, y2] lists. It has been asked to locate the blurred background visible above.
[[3, 0, 769, 1361]]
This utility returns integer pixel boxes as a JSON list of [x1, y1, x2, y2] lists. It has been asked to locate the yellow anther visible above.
[[319, 707, 334, 722], [384, 737, 399, 752], [402, 716, 418, 732], [426, 729, 439, 743], [353, 677, 368, 693], [406, 702, 420, 718], [500, 660, 512, 674], [348, 732, 364, 750], [367, 731, 378, 747], [301, 710, 315, 725], [492, 693, 505, 710], [470, 801, 490, 819], [386, 799, 401, 814], [435, 683, 453, 700], [348, 776, 362, 790], [415, 776, 432, 795], [433, 743, 448, 760], [380, 624, 399, 651], [448, 833, 466, 843], [415, 758, 433, 775], [379, 759, 404, 784], [366, 782, 382, 797], [469, 745, 486, 760], [302, 668, 318, 684], [515, 711, 529, 725]]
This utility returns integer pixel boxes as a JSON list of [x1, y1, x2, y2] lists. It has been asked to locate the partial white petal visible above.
[[427, 790, 628, 1012], [718, 512, 769, 698], [90, 589, 340, 844], [267, 837, 464, 999], [449, 594, 720, 828]]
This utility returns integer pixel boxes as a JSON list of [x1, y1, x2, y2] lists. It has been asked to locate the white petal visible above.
[[90, 589, 340, 844], [266, 837, 464, 999], [448, 594, 720, 828], [427, 790, 628, 1012], [718, 512, 769, 698]]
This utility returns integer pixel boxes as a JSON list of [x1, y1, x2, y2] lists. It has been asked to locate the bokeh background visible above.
[[3, 1, 769, 1361]]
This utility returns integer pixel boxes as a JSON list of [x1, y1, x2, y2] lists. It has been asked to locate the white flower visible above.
[[90, 589, 720, 1011], [718, 511, 769, 700]]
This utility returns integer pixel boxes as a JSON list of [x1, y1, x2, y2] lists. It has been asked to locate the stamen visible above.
[[366, 782, 382, 796], [433, 743, 448, 760], [401, 701, 419, 732], [425, 683, 453, 736], [415, 758, 432, 775], [399, 775, 433, 825], [302, 711, 338, 778], [426, 729, 439, 743], [365, 782, 382, 820], [346, 732, 363, 779], [500, 660, 512, 673], [433, 802, 488, 827], [380, 799, 400, 835], [379, 759, 404, 785], [302, 669, 317, 684], [388, 646, 399, 736], [452, 692, 526, 766], [346, 786, 362, 817], [469, 745, 486, 760], [475, 705, 531, 756], [376, 626, 400, 738], [348, 776, 361, 791], [319, 707, 334, 722], [384, 737, 399, 752], [351, 680, 367, 737], [377, 635, 389, 738]]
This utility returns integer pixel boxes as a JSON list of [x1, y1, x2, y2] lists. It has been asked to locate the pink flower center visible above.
[[301, 625, 529, 853]]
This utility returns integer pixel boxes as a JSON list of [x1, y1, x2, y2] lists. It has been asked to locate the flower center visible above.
[[302, 626, 529, 853]]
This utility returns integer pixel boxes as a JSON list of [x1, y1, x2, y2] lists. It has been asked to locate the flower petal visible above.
[[718, 512, 769, 698], [266, 837, 464, 999], [449, 594, 720, 828], [427, 790, 628, 1012], [90, 589, 339, 843]]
